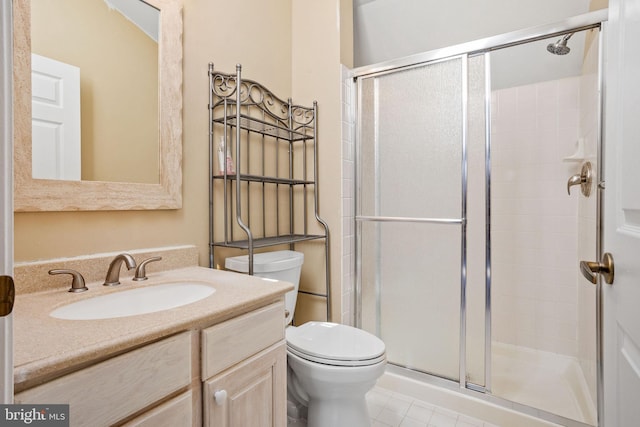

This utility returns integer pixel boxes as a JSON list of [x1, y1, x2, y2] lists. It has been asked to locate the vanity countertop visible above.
[[12, 266, 293, 392]]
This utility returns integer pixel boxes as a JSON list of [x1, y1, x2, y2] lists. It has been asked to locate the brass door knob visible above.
[[0, 276, 15, 317], [580, 252, 614, 285]]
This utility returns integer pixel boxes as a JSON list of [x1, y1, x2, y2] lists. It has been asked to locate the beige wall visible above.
[[340, 0, 354, 68], [290, 0, 349, 324], [15, 0, 351, 322]]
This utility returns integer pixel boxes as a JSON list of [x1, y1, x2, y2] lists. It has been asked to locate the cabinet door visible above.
[[203, 342, 286, 427]]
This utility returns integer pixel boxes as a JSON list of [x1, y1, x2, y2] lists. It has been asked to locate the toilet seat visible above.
[[287, 345, 386, 367], [286, 322, 386, 367]]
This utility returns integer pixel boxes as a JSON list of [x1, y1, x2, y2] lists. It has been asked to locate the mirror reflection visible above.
[[30, 0, 159, 184]]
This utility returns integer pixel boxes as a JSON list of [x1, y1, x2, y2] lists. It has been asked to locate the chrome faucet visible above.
[[103, 253, 137, 286]]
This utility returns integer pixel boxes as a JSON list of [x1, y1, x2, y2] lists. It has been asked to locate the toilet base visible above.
[[287, 351, 385, 427], [287, 395, 308, 426], [287, 412, 308, 427], [306, 396, 371, 427], [287, 396, 371, 427]]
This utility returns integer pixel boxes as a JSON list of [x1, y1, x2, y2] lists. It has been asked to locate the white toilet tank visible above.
[[225, 250, 304, 325]]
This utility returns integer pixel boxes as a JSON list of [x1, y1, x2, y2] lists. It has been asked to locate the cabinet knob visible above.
[[214, 390, 227, 405]]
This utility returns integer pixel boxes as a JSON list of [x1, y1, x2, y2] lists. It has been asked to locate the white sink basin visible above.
[[50, 282, 216, 320]]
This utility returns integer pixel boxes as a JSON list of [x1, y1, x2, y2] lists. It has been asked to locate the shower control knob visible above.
[[214, 390, 227, 405], [567, 162, 593, 197], [580, 252, 615, 285]]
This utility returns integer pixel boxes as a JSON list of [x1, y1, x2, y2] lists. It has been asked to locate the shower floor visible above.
[[491, 342, 597, 425]]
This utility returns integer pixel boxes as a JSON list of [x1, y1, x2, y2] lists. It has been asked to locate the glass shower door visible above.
[[357, 57, 465, 381], [354, 15, 605, 427]]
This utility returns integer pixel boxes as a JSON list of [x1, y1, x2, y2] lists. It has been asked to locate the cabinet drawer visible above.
[[122, 390, 194, 427], [201, 301, 284, 380], [15, 332, 192, 427]]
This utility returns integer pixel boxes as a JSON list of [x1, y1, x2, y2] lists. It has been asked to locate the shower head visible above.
[[547, 33, 574, 55]]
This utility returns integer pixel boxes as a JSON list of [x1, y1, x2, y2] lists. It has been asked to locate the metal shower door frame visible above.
[[353, 9, 607, 427]]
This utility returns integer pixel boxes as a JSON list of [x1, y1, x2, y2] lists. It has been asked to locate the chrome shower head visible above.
[[547, 33, 574, 55]]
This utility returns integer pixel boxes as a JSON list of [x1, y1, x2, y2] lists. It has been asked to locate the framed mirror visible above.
[[13, 0, 183, 211]]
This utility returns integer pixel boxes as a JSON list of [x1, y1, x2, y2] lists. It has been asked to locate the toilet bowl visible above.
[[225, 251, 386, 427], [286, 321, 386, 427]]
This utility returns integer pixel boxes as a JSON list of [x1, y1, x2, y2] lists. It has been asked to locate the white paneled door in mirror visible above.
[[31, 54, 81, 181]]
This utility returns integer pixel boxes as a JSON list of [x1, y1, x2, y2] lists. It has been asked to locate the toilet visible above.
[[225, 250, 386, 427]]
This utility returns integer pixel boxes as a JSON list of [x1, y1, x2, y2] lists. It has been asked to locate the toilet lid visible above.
[[286, 322, 385, 366]]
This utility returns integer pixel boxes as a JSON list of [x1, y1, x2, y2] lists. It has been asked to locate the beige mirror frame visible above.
[[13, 0, 183, 211]]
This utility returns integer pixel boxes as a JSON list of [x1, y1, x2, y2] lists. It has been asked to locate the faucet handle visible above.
[[49, 269, 88, 293], [133, 256, 162, 281]]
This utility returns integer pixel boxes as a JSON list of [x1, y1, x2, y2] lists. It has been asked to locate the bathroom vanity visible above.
[[12, 253, 292, 427]]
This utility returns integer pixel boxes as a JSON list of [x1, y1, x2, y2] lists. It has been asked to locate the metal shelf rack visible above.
[[207, 63, 331, 320]]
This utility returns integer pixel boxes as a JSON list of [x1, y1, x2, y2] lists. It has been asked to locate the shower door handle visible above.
[[580, 252, 615, 285]]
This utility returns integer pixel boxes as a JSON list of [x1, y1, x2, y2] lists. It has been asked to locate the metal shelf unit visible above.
[[208, 63, 331, 320]]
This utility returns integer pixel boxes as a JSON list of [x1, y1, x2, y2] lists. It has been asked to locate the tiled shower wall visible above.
[[341, 64, 355, 326], [491, 76, 585, 357]]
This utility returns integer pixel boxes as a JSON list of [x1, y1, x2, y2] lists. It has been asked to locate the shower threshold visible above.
[[379, 350, 597, 427]]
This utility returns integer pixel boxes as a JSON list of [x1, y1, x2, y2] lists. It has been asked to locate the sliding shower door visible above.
[[357, 56, 486, 383], [354, 15, 605, 427]]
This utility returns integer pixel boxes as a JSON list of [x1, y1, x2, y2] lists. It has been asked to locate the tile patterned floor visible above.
[[367, 386, 502, 427]]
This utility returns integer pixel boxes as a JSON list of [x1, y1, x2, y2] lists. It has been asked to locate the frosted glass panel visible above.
[[360, 222, 461, 380], [358, 77, 377, 218], [358, 57, 465, 381], [360, 60, 463, 219]]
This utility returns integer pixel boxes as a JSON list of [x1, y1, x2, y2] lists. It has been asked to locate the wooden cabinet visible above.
[[203, 343, 286, 427], [201, 301, 287, 427], [15, 300, 286, 427]]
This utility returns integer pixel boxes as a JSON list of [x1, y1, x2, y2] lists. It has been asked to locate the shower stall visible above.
[[353, 11, 606, 427]]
